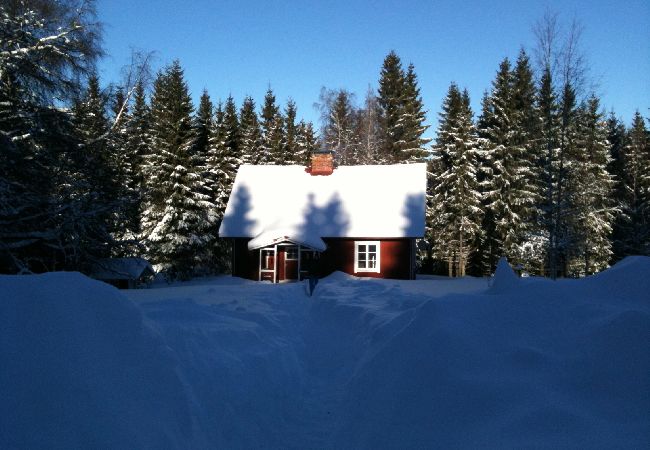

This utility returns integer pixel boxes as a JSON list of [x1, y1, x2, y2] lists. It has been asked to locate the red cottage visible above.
[[218, 153, 427, 282]]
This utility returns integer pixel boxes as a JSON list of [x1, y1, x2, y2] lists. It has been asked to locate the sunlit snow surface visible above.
[[2, 258, 649, 448]]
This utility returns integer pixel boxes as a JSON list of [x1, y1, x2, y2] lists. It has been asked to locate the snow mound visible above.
[[489, 256, 519, 293], [0, 273, 195, 449], [582, 256, 650, 303]]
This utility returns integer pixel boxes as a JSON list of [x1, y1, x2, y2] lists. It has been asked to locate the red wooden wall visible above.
[[231, 238, 415, 281]]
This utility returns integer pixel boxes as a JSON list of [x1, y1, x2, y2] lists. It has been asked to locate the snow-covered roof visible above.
[[219, 163, 427, 248], [90, 258, 154, 280]]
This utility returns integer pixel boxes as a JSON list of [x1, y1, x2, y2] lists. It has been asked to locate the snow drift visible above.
[[0, 273, 194, 449], [1, 258, 649, 448]]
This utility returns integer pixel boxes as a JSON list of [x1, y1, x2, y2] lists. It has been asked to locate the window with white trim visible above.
[[355, 241, 380, 273]]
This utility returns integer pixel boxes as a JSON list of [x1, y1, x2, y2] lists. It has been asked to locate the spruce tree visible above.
[[477, 58, 537, 273], [194, 89, 213, 163], [400, 63, 431, 162], [568, 96, 616, 274], [322, 89, 357, 165], [377, 51, 406, 163], [140, 61, 216, 279], [72, 74, 121, 257], [239, 96, 262, 165], [284, 99, 299, 164], [123, 81, 150, 231], [260, 88, 285, 164], [108, 86, 140, 249], [537, 66, 561, 277], [295, 120, 318, 166], [510, 50, 545, 273], [429, 83, 483, 276], [607, 112, 629, 260], [206, 102, 236, 219], [618, 112, 650, 255]]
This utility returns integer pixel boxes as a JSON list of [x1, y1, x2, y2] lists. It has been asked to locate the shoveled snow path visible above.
[[127, 274, 488, 448]]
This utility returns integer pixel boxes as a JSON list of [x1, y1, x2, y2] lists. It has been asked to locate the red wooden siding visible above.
[[231, 237, 415, 281], [317, 238, 414, 280]]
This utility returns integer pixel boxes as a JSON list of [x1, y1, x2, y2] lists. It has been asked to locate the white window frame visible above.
[[354, 241, 380, 273]]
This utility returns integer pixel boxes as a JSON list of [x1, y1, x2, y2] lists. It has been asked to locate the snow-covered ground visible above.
[[1, 258, 649, 448]]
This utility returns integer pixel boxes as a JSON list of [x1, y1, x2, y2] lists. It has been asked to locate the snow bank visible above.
[[2, 257, 649, 448], [0, 273, 196, 449]]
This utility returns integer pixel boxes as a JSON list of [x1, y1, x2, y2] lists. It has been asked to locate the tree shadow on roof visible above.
[[299, 193, 350, 240], [402, 193, 426, 238], [219, 184, 256, 237]]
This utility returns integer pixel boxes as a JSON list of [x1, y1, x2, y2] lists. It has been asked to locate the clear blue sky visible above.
[[97, 0, 649, 135]]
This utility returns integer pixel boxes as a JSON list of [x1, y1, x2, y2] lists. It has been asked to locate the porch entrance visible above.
[[258, 243, 320, 282]]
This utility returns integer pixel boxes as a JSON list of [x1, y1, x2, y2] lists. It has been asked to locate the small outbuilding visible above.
[[90, 257, 155, 289], [218, 153, 427, 282]]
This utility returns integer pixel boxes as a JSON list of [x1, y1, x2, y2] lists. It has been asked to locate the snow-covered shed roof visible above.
[[90, 258, 154, 281], [219, 163, 427, 249]]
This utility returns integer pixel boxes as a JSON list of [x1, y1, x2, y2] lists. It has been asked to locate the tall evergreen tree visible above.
[[284, 99, 299, 164], [206, 101, 237, 219], [260, 88, 285, 164], [295, 120, 318, 166], [476, 58, 537, 273], [140, 61, 216, 279], [239, 97, 262, 164], [429, 83, 483, 276], [194, 89, 213, 163], [617, 112, 650, 255], [0, 0, 101, 272], [377, 51, 406, 163], [108, 86, 140, 248], [239, 96, 262, 165], [607, 112, 630, 260], [377, 53, 429, 163], [510, 49, 545, 273], [400, 63, 431, 162], [123, 81, 150, 231], [72, 74, 122, 256], [537, 65, 561, 277], [568, 96, 616, 274]]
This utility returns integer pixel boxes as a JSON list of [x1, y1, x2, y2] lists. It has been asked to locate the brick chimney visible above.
[[309, 151, 334, 176]]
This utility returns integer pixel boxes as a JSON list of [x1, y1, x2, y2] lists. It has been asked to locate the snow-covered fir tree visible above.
[[554, 80, 581, 276], [566, 96, 616, 275], [260, 88, 286, 164], [238, 96, 263, 165], [108, 86, 141, 248], [429, 83, 483, 276], [206, 100, 240, 219], [607, 112, 631, 260], [377, 52, 429, 163], [476, 58, 537, 274], [140, 61, 217, 279], [617, 112, 650, 255], [400, 63, 431, 162], [122, 81, 150, 235], [536, 66, 561, 277], [72, 74, 123, 256], [377, 51, 405, 163], [509, 49, 546, 274], [194, 89, 213, 164], [284, 99, 299, 164], [295, 120, 318, 166]]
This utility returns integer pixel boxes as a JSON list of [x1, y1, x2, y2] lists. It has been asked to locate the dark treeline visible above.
[[1, 1, 648, 279]]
